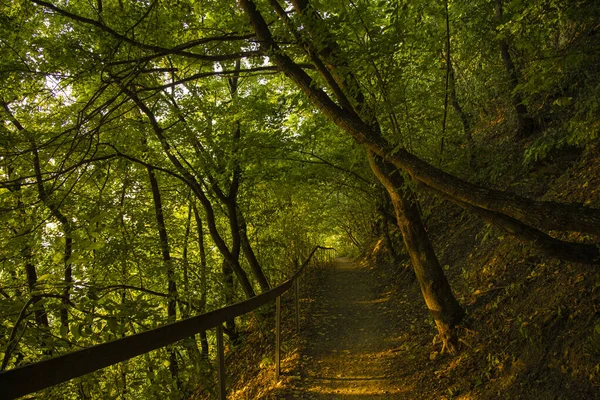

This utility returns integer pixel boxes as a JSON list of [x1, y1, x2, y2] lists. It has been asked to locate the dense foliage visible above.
[[1, 0, 599, 398]]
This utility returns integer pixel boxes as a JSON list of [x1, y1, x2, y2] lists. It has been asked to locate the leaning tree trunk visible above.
[[1, 151, 52, 360], [238, 0, 600, 262], [369, 152, 464, 353], [238, 209, 271, 292], [227, 64, 271, 293], [120, 85, 257, 298], [3, 102, 73, 331], [272, 0, 465, 351]]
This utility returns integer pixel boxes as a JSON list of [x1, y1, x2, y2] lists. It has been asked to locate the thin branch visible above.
[[137, 65, 313, 92], [31, 0, 259, 62], [101, 143, 190, 184], [1, 298, 36, 370]]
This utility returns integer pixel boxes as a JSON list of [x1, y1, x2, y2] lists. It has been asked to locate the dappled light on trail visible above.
[[287, 257, 412, 398]]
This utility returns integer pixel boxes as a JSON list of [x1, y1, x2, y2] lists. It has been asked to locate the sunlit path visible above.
[[290, 257, 410, 399]]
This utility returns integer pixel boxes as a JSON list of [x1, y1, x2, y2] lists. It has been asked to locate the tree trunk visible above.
[[222, 192, 243, 344], [180, 202, 202, 368], [378, 193, 403, 265], [193, 204, 210, 357], [271, 0, 463, 353], [494, 0, 537, 139], [442, 0, 474, 166], [3, 158, 52, 358], [221, 259, 239, 344], [237, 206, 271, 292], [227, 65, 271, 293], [2, 102, 73, 331], [31, 142, 72, 330], [447, 59, 475, 168], [381, 212, 401, 265], [368, 152, 464, 353], [193, 204, 208, 311], [200, 331, 209, 359], [146, 167, 180, 382]]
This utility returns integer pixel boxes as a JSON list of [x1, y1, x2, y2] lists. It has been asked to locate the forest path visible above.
[[286, 257, 413, 399]]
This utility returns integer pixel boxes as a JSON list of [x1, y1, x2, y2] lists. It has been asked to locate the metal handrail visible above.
[[0, 246, 335, 400]]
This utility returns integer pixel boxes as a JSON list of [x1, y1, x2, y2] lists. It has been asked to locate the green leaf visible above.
[[107, 318, 118, 333], [52, 252, 64, 264], [60, 325, 69, 339], [72, 324, 81, 340]]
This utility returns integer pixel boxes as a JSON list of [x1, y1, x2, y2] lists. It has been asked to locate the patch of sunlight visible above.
[[307, 382, 412, 396], [356, 296, 390, 305]]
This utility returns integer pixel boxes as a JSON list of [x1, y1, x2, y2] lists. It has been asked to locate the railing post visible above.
[[275, 295, 281, 380], [216, 325, 226, 400], [294, 279, 300, 333]]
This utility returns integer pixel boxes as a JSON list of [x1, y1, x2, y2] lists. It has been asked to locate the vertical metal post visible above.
[[216, 325, 226, 400], [294, 279, 300, 333], [275, 295, 281, 380]]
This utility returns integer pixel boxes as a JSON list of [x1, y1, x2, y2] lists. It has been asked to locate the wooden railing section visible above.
[[0, 246, 335, 400]]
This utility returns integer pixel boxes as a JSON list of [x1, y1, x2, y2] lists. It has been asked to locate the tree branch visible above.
[[31, 0, 259, 62]]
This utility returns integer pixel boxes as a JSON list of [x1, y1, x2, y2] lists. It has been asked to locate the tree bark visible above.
[[227, 64, 271, 292], [380, 209, 401, 265], [192, 204, 210, 358], [180, 202, 202, 368], [23, 249, 52, 350], [494, 0, 537, 139], [31, 142, 73, 330], [1, 158, 51, 366], [223, 187, 270, 293], [221, 258, 239, 344], [146, 167, 180, 381], [442, 0, 474, 166], [25, 263, 50, 327], [2, 101, 74, 331], [238, 208, 271, 291], [369, 152, 464, 353]]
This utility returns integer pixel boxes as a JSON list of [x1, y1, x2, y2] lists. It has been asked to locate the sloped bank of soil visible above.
[[386, 144, 600, 399]]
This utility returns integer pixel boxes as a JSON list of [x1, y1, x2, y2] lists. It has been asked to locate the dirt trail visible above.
[[289, 257, 412, 399]]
